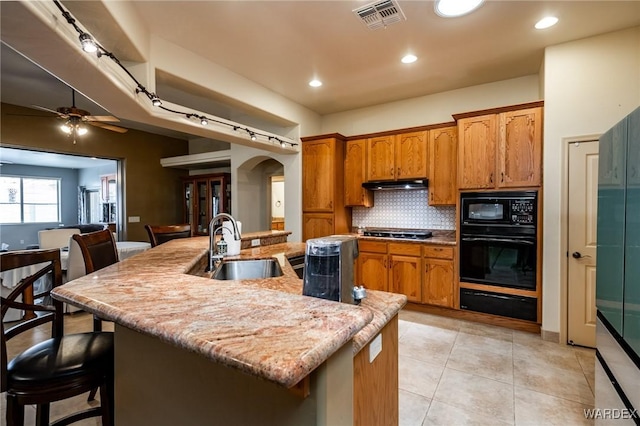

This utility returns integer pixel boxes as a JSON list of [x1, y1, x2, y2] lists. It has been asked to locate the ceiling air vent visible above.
[[353, 0, 406, 30]]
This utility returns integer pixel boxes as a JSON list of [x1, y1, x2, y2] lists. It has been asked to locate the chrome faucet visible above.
[[208, 213, 241, 272]]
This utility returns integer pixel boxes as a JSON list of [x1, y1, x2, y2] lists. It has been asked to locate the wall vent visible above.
[[353, 0, 406, 30]]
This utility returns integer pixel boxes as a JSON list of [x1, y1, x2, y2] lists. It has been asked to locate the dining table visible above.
[[1, 241, 152, 321]]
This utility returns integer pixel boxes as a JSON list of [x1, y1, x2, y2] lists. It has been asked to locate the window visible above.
[[0, 176, 61, 223]]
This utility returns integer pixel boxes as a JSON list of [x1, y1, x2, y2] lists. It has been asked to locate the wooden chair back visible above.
[[145, 224, 192, 247], [72, 230, 119, 274], [0, 249, 64, 392]]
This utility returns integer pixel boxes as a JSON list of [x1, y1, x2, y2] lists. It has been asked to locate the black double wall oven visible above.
[[459, 190, 538, 322]]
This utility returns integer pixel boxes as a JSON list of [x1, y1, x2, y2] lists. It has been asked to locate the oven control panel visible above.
[[510, 199, 536, 225]]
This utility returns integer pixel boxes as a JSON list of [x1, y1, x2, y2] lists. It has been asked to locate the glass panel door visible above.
[[624, 107, 640, 353], [196, 180, 208, 234]]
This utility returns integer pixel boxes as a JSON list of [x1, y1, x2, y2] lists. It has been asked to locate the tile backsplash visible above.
[[352, 190, 456, 230]]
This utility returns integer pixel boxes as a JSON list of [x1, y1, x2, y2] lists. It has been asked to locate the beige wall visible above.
[[320, 75, 540, 136], [542, 26, 640, 335], [1, 103, 189, 242]]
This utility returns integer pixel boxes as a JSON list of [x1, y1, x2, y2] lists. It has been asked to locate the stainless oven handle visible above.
[[461, 237, 535, 245]]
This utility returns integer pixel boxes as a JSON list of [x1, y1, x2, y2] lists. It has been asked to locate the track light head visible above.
[[150, 95, 162, 107], [79, 33, 98, 53], [281, 141, 286, 147], [200, 117, 208, 126], [250, 132, 257, 141]]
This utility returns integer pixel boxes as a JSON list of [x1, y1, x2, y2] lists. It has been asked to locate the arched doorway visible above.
[[235, 157, 284, 233]]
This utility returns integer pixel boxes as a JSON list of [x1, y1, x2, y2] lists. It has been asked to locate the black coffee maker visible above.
[[302, 235, 365, 304]]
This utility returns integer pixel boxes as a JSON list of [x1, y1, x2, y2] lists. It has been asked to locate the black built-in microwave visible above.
[[460, 190, 537, 228]]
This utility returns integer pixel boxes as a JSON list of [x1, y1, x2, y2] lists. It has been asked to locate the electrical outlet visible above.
[[251, 239, 261, 247], [128, 216, 140, 223]]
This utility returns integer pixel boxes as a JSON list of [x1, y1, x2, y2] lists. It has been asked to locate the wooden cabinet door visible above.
[[389, 254, 422, 302], [302, 139, 335, 212], [458, 114, 497, 189], [498, 107, 542, 188], [359, 252, 388, 292], [302, 213, 334, 241], [429, 126, 457, 205], [367, 136, 395, 181], [395, 131, 428, 179], [345, 139, 374, 207], [422, 258, 454, 307]]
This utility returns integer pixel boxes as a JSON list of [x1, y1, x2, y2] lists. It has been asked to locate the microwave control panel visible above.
[[510, 200, 536, 225]]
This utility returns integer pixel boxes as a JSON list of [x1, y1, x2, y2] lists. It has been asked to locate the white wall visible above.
[[320, 75, 540, 136], [543, 26, 640, 334]]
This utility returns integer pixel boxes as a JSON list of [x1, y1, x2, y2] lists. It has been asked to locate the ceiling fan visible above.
[[31, 88, 128, 142]]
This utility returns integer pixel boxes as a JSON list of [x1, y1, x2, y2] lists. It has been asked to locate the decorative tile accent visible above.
[[352, 190, 456, 230]]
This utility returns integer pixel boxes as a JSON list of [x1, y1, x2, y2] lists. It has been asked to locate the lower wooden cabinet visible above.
[[389, 243, 422, 303], [302, 213, 334, 241], [422, 246, 455, 307], [358, 240, 455, 307]]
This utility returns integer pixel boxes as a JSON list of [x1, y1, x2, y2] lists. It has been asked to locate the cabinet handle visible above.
[[489, 173, 493, 184], [391, 167, 395, 177], [397, 167, 400, 177], [501, 172, 504, 183]]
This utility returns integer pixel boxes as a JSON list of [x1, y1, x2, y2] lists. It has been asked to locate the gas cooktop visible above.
[[362, 228, 433, 240]]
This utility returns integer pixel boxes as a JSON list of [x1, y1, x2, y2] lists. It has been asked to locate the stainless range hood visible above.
[[362, 179, 428, 191]]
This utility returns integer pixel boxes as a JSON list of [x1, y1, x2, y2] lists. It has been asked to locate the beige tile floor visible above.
[[398, 310, 596, 426], [3, 310, 595, 425]]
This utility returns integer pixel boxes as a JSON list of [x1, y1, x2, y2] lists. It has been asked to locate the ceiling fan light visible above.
[[77, 126, 88, 136], [79, 33, 98, 53], [435, 0, 484, 17], [60, 122, 72, 134]]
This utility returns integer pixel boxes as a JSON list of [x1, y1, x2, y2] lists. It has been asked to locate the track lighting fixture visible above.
[[79, 33, 97, 53], [150, 94, 162, 107], [54, 0, 298, 149]]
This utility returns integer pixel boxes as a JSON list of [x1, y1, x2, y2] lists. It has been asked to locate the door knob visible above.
[[572, 252, 592, 259]]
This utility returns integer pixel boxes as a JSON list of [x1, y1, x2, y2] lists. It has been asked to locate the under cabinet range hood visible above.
[[362, 179, 428, 191]]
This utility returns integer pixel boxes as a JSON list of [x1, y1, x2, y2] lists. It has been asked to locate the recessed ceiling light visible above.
[[435, 0, 484, 17], [401, 54, 417, 64], [535, 16, 558, 30], [309, 79, 322, 87]]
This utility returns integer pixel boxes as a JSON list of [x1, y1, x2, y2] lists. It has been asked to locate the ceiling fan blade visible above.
[[84, 115, 120, 123], [31, 104, 60, 115], [88, 121, 128, 133]]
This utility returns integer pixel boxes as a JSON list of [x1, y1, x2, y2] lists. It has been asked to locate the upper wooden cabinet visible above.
[[498, 107, 543, 188], [395, 131, 428, 179], [457, 114, 497, 189], [345, 139, 374, 207], [302, 136, 351, 241], [367, 135, 395, 181], [428, 126, 457, 206], [303, 139, 336, 212], [457, 107, 543, 190], [367, 132, 428, 181]]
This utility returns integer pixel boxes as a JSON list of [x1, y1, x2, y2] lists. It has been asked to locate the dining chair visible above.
[[1, 249, 113, 426], [145, 223, 192, 247], [72, 230, 119, 332], [37, 228, 81, 249]]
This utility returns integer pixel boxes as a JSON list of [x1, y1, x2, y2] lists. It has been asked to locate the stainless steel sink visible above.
[[211, 258, 283, 280]]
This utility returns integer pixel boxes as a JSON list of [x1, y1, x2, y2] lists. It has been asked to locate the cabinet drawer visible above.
[[359, 240, 388, 253], [423, 246, 454, 259], [389, 243, 421, 256]]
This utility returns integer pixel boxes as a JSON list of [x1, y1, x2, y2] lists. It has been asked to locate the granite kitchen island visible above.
[[52, 236, 406, 426]]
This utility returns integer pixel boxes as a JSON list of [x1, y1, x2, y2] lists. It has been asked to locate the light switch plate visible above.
[[128, 216, 140, 223], [369, 333, 382, 363]]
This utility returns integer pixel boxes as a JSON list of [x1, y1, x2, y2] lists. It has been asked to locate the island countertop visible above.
[[52, 237, 406, 388]]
